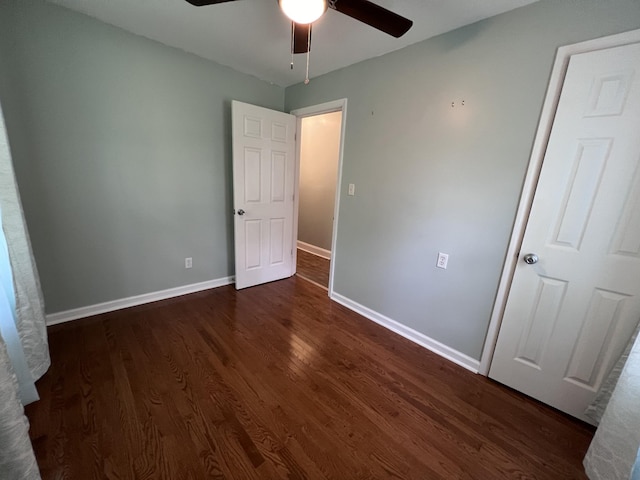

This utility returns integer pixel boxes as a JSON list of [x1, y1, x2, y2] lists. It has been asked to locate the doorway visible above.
[[291, 100, 347, 294], [295, 111, 342, 289]]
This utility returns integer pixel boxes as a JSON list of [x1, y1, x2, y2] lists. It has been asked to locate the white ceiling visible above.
[[48, 0, 537, 87]]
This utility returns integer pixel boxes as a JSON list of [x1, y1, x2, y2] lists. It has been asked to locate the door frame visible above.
[[478, 28, 640, 376], [290, 99, 348, 296]]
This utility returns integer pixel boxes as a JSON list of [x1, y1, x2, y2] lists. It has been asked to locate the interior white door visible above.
[[489, 42, 640, 424], [232, 101, 296, 290]]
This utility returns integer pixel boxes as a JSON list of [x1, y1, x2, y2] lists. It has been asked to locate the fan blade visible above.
[[292, 22, 311, 54], [184, 0, 237, 6], [330, 0, 412, 38]]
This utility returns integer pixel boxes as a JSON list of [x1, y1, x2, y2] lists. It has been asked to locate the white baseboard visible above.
[[46, 276, 235, 326], [297, 241, 331, 260], [331, 293, 480, 373], [46, 277, 480, 373]]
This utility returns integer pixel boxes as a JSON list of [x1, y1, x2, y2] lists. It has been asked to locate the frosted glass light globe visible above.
[[279, 0, 327, 25]]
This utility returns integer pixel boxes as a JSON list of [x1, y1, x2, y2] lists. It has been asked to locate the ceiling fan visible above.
[[183, 0, 413, 57]]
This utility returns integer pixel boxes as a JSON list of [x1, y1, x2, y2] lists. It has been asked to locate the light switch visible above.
[[348, 183, 355, 196]]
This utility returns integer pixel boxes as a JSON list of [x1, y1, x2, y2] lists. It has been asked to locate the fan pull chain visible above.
[[304, 26, 311, 85], [304, 51, 310, 84], [290, 23, 295, 70]]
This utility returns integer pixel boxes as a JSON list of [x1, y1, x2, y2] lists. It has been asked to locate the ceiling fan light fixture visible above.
[[279, 0, 327, 25]]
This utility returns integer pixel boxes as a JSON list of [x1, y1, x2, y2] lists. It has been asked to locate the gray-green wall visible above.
[[0, 0, 284, 313], [285, 0, 640, 360]]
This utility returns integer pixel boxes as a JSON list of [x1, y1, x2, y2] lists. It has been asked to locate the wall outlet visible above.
[[185, 257, 192, 269], [348, 183, 355, 196], [436, 252, 449, 269]]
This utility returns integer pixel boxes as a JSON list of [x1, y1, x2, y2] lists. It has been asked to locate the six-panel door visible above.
[[232, 101, 296, 289], [490, 43, 640, 423]]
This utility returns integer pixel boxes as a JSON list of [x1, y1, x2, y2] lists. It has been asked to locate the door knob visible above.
[[523, 253, 539, 265], [237, 209, 245, 216]]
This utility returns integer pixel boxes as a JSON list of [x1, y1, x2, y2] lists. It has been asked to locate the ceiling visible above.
[[47, 0, 537, 87]]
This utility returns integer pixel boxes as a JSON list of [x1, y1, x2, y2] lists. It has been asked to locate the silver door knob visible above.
[[237, 209, 245, 216], [523, 253, 539, 265]]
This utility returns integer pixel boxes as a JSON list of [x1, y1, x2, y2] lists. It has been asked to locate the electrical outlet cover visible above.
[[436, 252, 449, 269]]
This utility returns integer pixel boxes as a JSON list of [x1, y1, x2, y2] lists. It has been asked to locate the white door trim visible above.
[[479, 28, 640, 376], [290, 99, 348, 297]]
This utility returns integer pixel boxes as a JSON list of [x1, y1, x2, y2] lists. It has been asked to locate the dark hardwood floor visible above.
[[26, 277, 594, 479], [296, 249, 330, 289]]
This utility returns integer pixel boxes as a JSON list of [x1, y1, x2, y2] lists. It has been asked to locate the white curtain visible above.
[[0, 332, 41, 480], [0, 101, 49, 478], [0, 109, 49, 381], [0, 207, 39, 404], [584, 330, 640, 480]]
